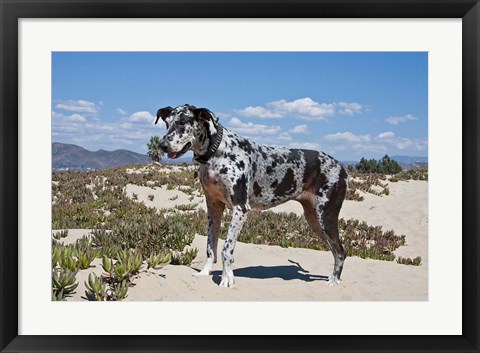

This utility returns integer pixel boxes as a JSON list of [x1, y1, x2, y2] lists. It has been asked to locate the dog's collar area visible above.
[[193, 124, 224, 165]]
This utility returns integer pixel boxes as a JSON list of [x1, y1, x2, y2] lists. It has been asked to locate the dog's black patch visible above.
[[253, 182, 262, 197], [219, 166, 228, 174], [236, 160, 245, 170], [274, 168, 296, 196], [302, 149, 321, 184], [231, 174, 248, 212], [238, 139, 255, 154]]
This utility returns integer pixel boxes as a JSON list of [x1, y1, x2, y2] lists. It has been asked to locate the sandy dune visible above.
[[56, 177, 428, 301]]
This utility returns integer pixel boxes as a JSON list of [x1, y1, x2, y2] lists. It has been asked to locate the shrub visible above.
[[354, 155, 402, 174], [396, 256, 422, 266]]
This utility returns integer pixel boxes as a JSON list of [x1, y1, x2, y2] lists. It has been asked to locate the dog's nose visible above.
[[159, 139, 169, 153]]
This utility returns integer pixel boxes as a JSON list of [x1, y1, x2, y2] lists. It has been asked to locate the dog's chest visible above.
[[198, 166, 233, 206]]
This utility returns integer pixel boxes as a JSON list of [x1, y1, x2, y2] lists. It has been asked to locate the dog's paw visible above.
[[326, 276, 341, 286], [193, 269, 211, 277], [219, 274, 235, 288]]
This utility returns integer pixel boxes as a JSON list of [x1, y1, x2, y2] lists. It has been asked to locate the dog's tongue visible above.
[[168, 152, 177, 159]]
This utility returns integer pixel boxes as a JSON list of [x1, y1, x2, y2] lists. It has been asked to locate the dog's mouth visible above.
[[167, 142, 191, 159]]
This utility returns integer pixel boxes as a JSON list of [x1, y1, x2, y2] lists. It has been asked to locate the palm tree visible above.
[[147, 136, 163, 163]]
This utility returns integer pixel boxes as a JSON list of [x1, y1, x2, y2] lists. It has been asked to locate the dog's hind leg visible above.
[[300, 190, 346, 286], [318, 204, 346, 286], [219, 205, 249, 288], [195, 197, 225, 276], [318, 170, 348, 285]]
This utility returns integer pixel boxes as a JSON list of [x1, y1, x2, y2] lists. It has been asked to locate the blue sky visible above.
[[52, 52, 427, 161]]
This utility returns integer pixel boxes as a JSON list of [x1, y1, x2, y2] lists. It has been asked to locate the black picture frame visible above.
[[1, 1, 478, 352]]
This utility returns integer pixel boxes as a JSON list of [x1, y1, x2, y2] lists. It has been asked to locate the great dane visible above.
[[156, 104, 348, 288]]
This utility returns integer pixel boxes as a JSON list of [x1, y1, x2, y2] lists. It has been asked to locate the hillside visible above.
[[52, 142, 151, 170]]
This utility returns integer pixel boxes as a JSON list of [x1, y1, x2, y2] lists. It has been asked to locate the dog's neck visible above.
[[192, 120, 223, 164]]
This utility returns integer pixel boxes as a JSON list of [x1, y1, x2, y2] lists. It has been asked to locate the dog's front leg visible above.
[[219, 205, 248, 288], [195, 197, 225, 276]]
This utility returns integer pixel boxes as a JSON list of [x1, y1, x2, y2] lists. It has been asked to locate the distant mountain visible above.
[[391, 155, 428, 164], [391, 156, 428, 170], [52, 143, 152, 170]]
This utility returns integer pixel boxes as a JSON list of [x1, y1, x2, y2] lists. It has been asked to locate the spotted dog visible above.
[[156, 104, 348, 288]]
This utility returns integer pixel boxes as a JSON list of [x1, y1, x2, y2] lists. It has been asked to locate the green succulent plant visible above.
[[85, 273, 107, 301], [77, 249, 96, 270], [146, 251, 171, 269], [113, 280, 129, 301], [172, 248, 199, 266], [58, 254, 78, 272], [52, 269, 78, 300]]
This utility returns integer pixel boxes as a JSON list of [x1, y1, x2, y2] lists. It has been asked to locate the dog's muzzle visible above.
[[159, 140, 169, 153]]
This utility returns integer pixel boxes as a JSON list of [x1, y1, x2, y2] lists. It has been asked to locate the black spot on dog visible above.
[[274, 168, 296, 196], [238, 139, 255, 154], [271, 180, 278, 188], [302, 149, 321, 184], [258, 147, 267, 159], [236, 160, 245, 170], [266, 166, 273, 175], [252, 162, 257, 175], [231, 174, 248, 212], [227, 153, 237, 162], [287, 149, 301, 163], [271, 161, 277, 168], [253, 182, 262, 197], [219, 166, 228, 174], [321, 166, 348, 224]]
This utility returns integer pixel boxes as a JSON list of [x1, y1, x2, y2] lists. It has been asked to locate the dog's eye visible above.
[[178, 121, 186, 126]]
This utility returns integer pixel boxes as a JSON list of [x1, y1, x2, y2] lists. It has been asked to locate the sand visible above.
[[55, 175, 428, 301]]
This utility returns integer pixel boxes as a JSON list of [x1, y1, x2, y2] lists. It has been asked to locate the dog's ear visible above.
[[193, 108, 219, 124], [155, 106, 173, 124]]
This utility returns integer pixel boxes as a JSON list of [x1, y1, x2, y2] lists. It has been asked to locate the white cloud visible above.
[[289, 124, 308, 134], [324, 131, 371, 143], [227, 117, 282, 136], [52, 107, 164, 153], [124, 111, 155, 124], [52, 111, 87, 123], [385, 114, 418, 125], [236, 97, 362, 121], [288, 142, 321, 150], [335, 102, 363, 116], [235, 106, 283, 119], [267, 98, 336, 120], [116, 108, 128, 115], [322, 130, 427, 157], [226, 117, 294, 146], [376, 131, 395, 139], [55, 99, 99, 114]]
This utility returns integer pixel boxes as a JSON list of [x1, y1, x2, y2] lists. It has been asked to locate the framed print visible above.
[[1, 0, 479, 352]]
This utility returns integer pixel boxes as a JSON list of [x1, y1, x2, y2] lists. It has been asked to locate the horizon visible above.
[[51, 141, 428, 163], [52, 52, 428, 161]]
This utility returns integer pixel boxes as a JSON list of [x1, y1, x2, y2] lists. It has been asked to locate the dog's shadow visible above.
[[208, 259, 329, 285]]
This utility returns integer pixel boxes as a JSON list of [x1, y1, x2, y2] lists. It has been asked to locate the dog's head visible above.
[[155, 104, 219, 159]]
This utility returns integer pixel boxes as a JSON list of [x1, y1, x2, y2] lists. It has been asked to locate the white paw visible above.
[[193, 269, 211, 276], [219, 274, 235, 288], [193, 259, 214, 276], [326, 276, 341, 286]]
